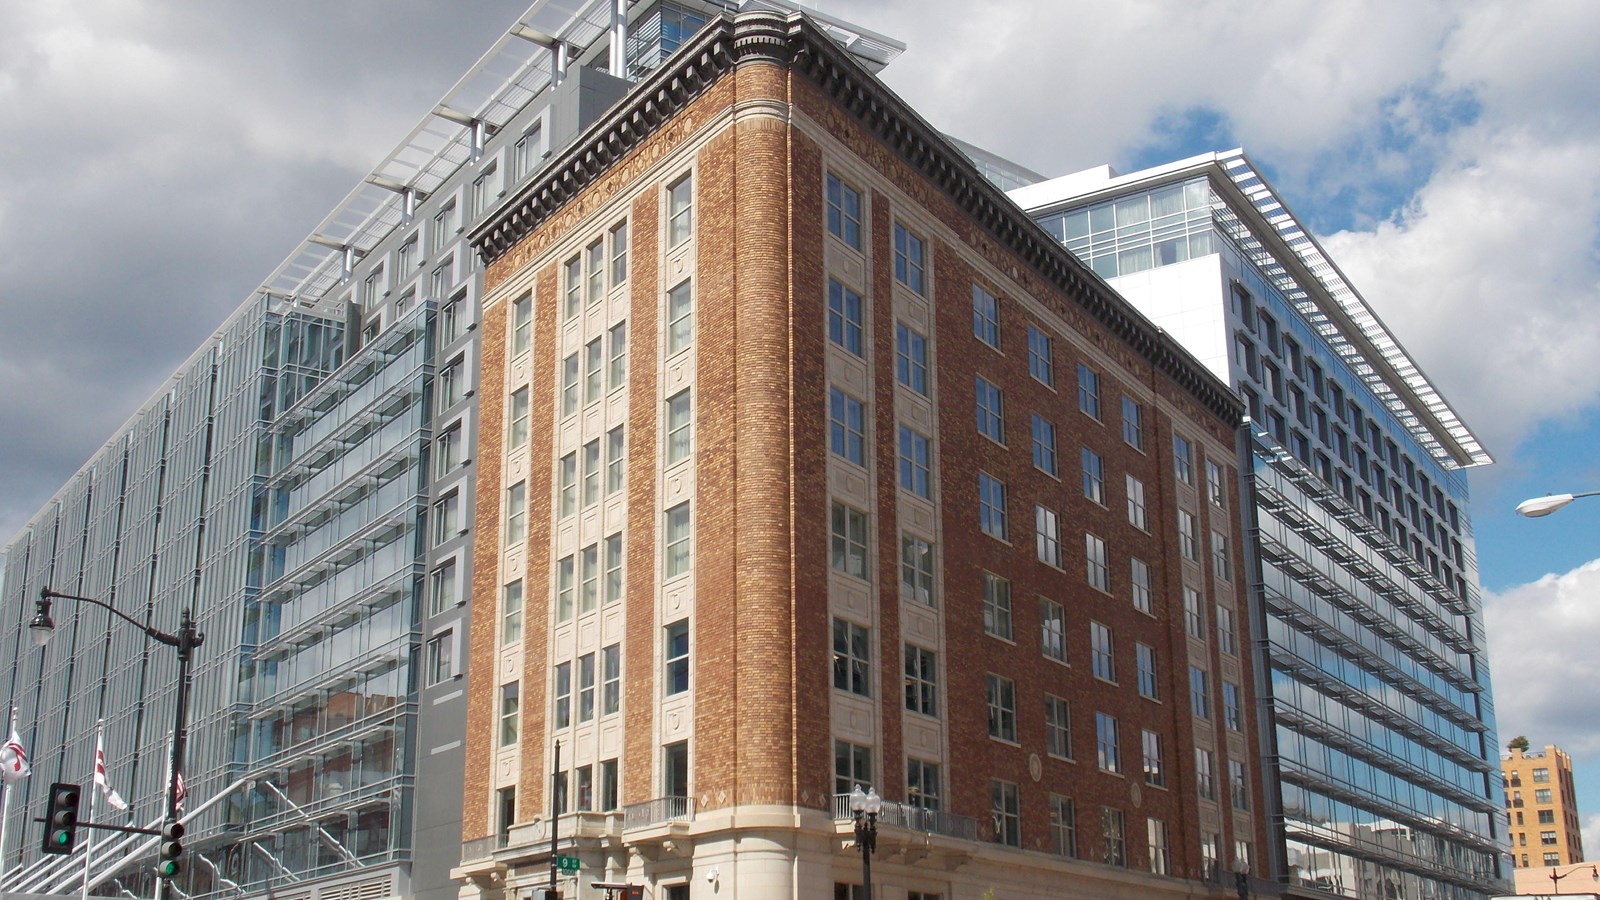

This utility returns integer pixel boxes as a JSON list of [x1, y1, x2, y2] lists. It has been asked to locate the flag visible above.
[[174, 770, 187, 813], [92, 729, 128, 810], [0, 717, 28, 782]]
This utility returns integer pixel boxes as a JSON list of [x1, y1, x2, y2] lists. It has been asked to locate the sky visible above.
[[3, 0, 1600, 866]]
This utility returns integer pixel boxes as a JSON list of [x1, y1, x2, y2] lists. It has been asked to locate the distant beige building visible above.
[[1503, 743, 1584, 870]]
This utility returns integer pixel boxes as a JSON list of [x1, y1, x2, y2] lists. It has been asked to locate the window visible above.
[[429, 560, 457, 616], [1539, 809, 1556, 824], [1230, 760, 1249, 810], [1040, 598, 1066, 662], [895, 323, 928, 395], [987, 674, 1017, 742], [664, 620, 690, 695], [505, 482, 527, 545], [604, 533, 624, 605], [500, 683, 520, 746], [1545, 852, 1562, 866], [975, 376, 1005, 443], [578, 653, 596, 722], [1122, 397, 1144, 449], [829, 388, 866, 466], [1031, 415, 1057, 475], [664, 288, 699, 372], [1126, 475, 1146, 529], [556, 556, 574, 621], [1196, 748, 1216, 800], [582, 440, 601, 508], [1147, 819, 1170, 875], [830, 503, 869, 579], [1142, 730, 1165, 787], [898, 426, 931, 498], [1050, 795, 1077, 858], [439, 295, 462, 344], [553, 662, 572, 728], [431, 257, 454, 299], [828, 279, 864, 356], [608, 321, 628, 390], [1207, 460, 1227, 508], [584, 338, 604, 404], [894, 223, 926, 295], [586, 239, 606, 306], [1091, 621, 1115, 682], [508, 388, 530, 448], [907, 759, 941, 811], [979, 472, 1008, 540], [1082, 448, 1104, 504], [666, 389, 693, 465], [580, 543, 599, 613], [992, 781, 1020, 847], [1027, 324, 1053, 385], [665, 504, 692, 579], [826, 173, 862, 249], [1536, 789, 1553, 804], [1190, 667, 1210, 719], [502, 580, 523, 644], [1131, 558, 1152, 614], [606, 426, 626, 495], [1086, 533, 1109, 592], [1201, 834, 1220, 880], [610, 220, 629, 284], [1223, 681, 1242, 731], [834, 740, 872, 795], [1184, 586, 1205, 638], [1036, 505, 1061, 567], [832, 618, 871, 696], [664, 741, 689, 798], [1212, 531, 1232, 581], [667, 173, 693, 247], [904, 645, 937, 717], [1174, 434, 1194, 484], [1077, 364, 1100, 419], [1533, 768, 1551, 783], [425, 631, 454, 685], [558, 453, 577, 517], [1101, 807, 1126, 867], [901, 535, 935, 606], [438, 356, 465, 412], [432, 491, 460, 546], [560, 352, 579, 416], [1216, 605, 1238, 656], [397, 236, 417, 280], [1096, 712, 1120, 773], [972, 284, 999, 347], [1178, 510, 1197, 560], [1045, 695, 1071, 759], [497, 786, 516, 848], [564, 256, 582, 320], [602, 644, 621, 715], [1136, 643, 1158, 700], [982, 572, 1012, 640], [472, 162, 498, 216], [436, 421, 462, 476], [576, 765, 593, 811], [433, 201, 457, 252]]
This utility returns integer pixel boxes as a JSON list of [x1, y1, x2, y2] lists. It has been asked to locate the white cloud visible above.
[[1485, 560, 1600, 757]]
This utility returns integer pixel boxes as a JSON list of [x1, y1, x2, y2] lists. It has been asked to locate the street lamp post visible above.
[[1547, 862, 1599, 894], [848, 785, 880, 900], [1515, 490, 1600, 518], [30, 588, 204, 881]]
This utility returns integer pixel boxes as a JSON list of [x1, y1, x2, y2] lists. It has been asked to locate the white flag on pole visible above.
[[0, 714, 29, 783], [92, 728, 128, 811]]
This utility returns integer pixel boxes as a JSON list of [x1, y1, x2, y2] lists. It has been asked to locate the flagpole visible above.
[[0, 707, 16, 874], [82, 721, 102, 900]]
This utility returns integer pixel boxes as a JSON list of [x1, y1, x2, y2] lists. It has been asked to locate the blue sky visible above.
[[3, 0, 1599, 869]]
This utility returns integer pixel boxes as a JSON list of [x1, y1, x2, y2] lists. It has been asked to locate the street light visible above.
[[32, 588, 204, 881], [1515, 490, 1600, 518], [848, 785, 880, 900], [1548, 862, 1599, 894]]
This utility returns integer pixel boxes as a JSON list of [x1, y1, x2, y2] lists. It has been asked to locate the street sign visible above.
[[555, 855, 581, 874]]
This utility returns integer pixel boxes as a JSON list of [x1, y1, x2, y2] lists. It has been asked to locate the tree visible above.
[[1508, 735, 1530, 753]]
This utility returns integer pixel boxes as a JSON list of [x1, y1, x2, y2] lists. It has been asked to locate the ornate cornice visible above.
[[471, 10, 1242, 426]]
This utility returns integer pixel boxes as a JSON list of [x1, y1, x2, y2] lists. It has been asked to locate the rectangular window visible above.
[[1086, 533, 1109, 592], [1216, 605, 1237, 656], [1207, 459, 1227, 508], [894, 223, 926, 295], [1223, 681, 1242, 731], [1196, 748, 1216, 801], [1136, 642, 1158, 700], [1148, 818, 1169, 875], [904, 644, 937, 717], [1096, 712, 1120, 773], [431, 491, 460, 546], [667, 173, 693, 247], [576, 765, 594, 812], [983, 571, 1012, 640], [987, 673, 1017, 742], [1082, 448, 1104, 504], [425, 631, 453, 685], [1027, 324, 1053, 386], [1178, 510, 1197, 560], [560, 352, 579, 416], [553, 662, 572, 728], [556, 555, 575, 621], [1202, 834, 1220, 881], [610, 220, 629, 284], [604, 533, 624, 605], [429, 560, 457, 617], [1533, 768, 1551, 783], [558, 452, 577, 517], [1101, 807, 1126, 867], [472, 162, 497, 217], [975, 376, 1005, 443], [1212, 531, 1232, 581], [834, 740, 873, 796], [895, 323, 929, 395], [666, 389, 693, 465], [1051, 795, 1076, 858], [1174, 434, 1194, 484], [1142, 730, 1164, 787], [578, 653, 596, 722], [436, 421, 462, 477], [1031, 415, 1057, 476], [829, 387, 866, 466], [826, 173, 862, 250], [602, 644, 621, 715], [508, 388, 530, 448], [502, 580, 523, 644], [505, 482, 527, 546], [397, 236, 417, 280], [901, 534, 935, 606], [1131, 557, 1152, 614], [1091, 621, 1115, 682], [1230, 760, 1249, 810], [898, 426, 932, 498], [1190, 667, 1210, 719], [1045, 694, 1071, 759], [1036, 505, 1061, 567], [580, 543, 599, 613], [606, 426, 626, 495], [979, 472, 1008, 541], [1122, 396, 1144, 449], [586, 239, 605, 306], [438, 356, 465, 412], [564, 255, 582, 320], [1184, 586, 1205, 638], [584, 337, 604, 405], [666, 279, 693, 355], [830, 502, 870, 579], [992, 780, 1020, 847], [1077, 363, 1100, 419], [1040, 597, 1066, 662], [831, 618, 871, 696], [499, 682, 520, 746], [972, 284, 1000, 348], [1126, 475, 1146, 529], [608, 321, 628, 391], [664, 741, 689, 799], [1537, 789, 1553, 803], [828, 279, 864, 356], [433, 201, 457, 251], [664, 620, 690, 695], [907, 759, 941, 811], [439, 296, 461, 344], [582, 439, 601, 508], [665, 504, 692, 579]]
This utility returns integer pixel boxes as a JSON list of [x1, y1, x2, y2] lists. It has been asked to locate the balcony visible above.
[[831, 793, 979, 842], [622, 796, 694, 830]]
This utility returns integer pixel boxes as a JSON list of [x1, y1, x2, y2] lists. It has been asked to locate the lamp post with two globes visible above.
[[848, 785, 881, 900]]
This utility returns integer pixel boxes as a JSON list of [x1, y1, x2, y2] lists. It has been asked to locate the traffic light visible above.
[[41, 782, 80, 855], [157, 819, 185, 878]]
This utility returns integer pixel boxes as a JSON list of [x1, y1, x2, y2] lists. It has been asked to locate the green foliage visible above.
[[1508, 735, 1530, 752]]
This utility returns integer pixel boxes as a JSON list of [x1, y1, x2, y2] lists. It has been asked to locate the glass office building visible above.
[[1014, 150, 1509, 898]]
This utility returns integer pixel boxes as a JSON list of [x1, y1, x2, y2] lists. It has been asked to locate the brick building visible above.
[[453, 9, 1261, 899], [1504, 743, 1584, 870]]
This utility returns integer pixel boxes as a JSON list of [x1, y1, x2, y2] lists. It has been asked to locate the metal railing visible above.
[[831, 794, 978, 841], [622, 796, 694, 830], [459, 834, 501, 862]]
